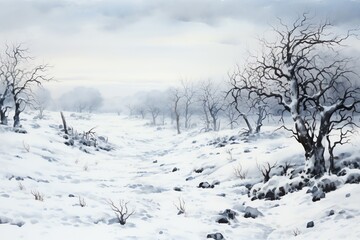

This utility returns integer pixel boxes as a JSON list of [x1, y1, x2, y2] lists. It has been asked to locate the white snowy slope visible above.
[[0, 111, 359, 240]]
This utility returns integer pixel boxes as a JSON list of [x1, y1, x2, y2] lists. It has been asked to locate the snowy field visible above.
[[1, 111, 360, 240]]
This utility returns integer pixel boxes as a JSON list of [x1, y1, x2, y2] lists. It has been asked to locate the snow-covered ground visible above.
[[1, 111, 359, 240]]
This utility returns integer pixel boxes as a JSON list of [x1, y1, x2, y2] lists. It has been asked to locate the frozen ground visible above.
[[0, 111, 359, 240]]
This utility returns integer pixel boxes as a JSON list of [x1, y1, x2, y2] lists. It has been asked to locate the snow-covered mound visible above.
[[0, 111, 359, 239]]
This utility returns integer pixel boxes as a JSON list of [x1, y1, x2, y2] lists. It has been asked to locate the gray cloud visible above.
[[0, 0, 359, 34]]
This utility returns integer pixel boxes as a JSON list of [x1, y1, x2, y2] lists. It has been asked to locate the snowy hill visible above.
[[0, 111, 359, 240]]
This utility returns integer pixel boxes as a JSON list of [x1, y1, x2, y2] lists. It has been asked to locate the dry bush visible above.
[[22, 141, 30, 152], [174, 197, 186, 215], [108, 199, 134, 225], [257, 162, 277, 183], [293, 228, 301, 236], [31, 190, 44, 201], [234, 163, 248, 179], [79, 196, 86, 207], [18, 182, 26, 191]]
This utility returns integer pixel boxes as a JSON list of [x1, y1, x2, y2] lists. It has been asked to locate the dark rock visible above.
[[306, 221, 314, 228], [222, 209, 237, 220], [346, 193, 351, 198], [312, 190, 326, 202], [153, 160, 158, 163], [212, 180, 220, 186], [186, 176, 194, 181], [192, 140, 197, 144], [257, 192, 265, 200], [63, 135, 69, 139], [337, 169, 347, 176], [265, 190, 276, 200], [198, 182, 214, 188], [244, 206, 263, 219], [328, 210, 335, 216], [217, 193, 226, 197], [15, 176, 24, 181], [14, 128, 27, 134], [172, 167, 179, 172], [217, 143, 226, 148], [68, 194, 75, 198], [173, 187, 182, 192], [11, 221, 25, 227], [278, 186, 286, 197], [217, 217, 229, 224], [194, 168, 204, 173], [345, 173, 360, 184], [207, 233, 224, 239], [244, 149, 250, 153]]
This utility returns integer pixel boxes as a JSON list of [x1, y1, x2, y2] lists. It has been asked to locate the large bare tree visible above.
[[2, 45, 51, 127], [0, 67, 12, 125], [230, 15, 359, 177]]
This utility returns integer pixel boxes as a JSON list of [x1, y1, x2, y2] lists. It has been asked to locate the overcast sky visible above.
[[1, 0, 359, 97]]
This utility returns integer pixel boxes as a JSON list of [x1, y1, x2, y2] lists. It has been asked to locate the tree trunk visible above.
[[60, 111, 68, 134], [241, 114, 253, 134], [176, 114, 180, 134], [203, 102, 210, 131], [295, 116, 326, 177], [304, 144, 326, 177], [0, 109, 8, 125], [255, 106, 265, 133], [13, 102, 21, 128], [0, 98, 7, 125], [212, 115, 217, 131]]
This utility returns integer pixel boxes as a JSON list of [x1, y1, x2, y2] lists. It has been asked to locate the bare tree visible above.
[[229, 15, 360, 177], [147, 105, 160, 125], [170, 87, 182, 134], [33, 87, 52, 119], [224, 101, 238, 130], [135, 105, 146, 119], [198, 80, 225, 131], [181, 79, 195, 129], [229, 68, 269, 134], [2, 45, 51, 127]]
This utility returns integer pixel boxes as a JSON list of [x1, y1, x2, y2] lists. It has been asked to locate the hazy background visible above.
[[1, 0, 359, 99]]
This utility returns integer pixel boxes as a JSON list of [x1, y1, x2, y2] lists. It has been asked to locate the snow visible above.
[[0, 111, 359, 239]]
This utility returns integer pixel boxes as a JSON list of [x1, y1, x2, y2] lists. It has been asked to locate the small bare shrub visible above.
[[108, 199, 134, 225], [279, 161, 294, 176], [22, 141, 30, 152], [18, 182, 26, 191], [174, 197, 186, 215], [293, 228, 301, 236], [31, 190, 44, 201], [257, 162, 277, 183], [226, 149, 234, 161], [79, 196, 86, 207], [83, 165, 89, 171], [234, 163, 248, 179]]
